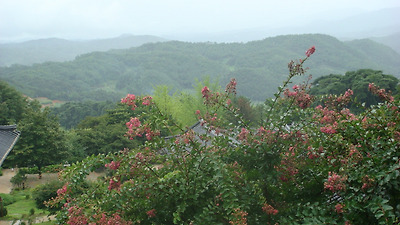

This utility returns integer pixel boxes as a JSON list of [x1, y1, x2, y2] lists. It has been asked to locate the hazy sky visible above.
[[1, 0, 400, 42]]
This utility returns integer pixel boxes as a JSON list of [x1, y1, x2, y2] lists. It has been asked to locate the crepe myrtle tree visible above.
[[49, 46, 399, 224]]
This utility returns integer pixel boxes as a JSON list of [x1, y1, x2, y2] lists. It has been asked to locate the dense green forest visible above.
[[1, 34, 399, 102]]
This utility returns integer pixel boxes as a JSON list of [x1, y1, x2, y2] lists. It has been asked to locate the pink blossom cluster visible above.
[[315, 105, 337, 124], [121, 94, 137, 110], [146, 209, 156, 218], [126, 117, 141, 129], [275, 146, 300, 182], [262, 203, 278, 215], [225, 78, 237, 94], [93, 213, 132, 225], [255, 126, 276, 144], [324, 172, 347, 192], [125, 117, 160, 141], [105, 161, 120, 170], [238, 128, 249, 142], [229, 208, 248, 225], [368, 83, 394, 102], [57, 184, 68, 196], [67, 206, 88, 225], [284, 84, 313, 109], [348, 144, 363, 162], [335, 203, 344, 214], [336, 89, 354, 104], [108, 177, 121, 191], [305, 46, 316, 57], [201, 86, 210, 99], [142, 96, 153, 105], [320, 124, 337, 134]]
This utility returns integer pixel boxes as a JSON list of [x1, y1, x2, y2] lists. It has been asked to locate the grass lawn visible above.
[[0, 189, 51, 222]]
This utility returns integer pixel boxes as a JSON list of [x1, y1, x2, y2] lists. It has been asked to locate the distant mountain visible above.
[[1, 34, 399, 102], [370, 32, 400, 54], [0, 34, 167, 66]]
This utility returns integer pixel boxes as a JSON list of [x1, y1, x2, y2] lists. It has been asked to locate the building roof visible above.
[[161, 120, 238, 154], [0, 125, 20, 167]]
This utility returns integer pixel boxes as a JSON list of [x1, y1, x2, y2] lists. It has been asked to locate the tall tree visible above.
[[0, 80, 27, 124], [3, 100, 68, 177]]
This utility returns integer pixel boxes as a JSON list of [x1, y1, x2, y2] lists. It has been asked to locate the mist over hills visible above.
[[1, 34, 399, 102], [164, 7, 400, 43], [370, 32, 400, 54], [0, 34, 167, 66]]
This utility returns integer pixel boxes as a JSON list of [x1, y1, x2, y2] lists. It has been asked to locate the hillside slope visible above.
[[0, 34, 167, 66], [1, 34, 399, 102], [370, 32, 400, 55]]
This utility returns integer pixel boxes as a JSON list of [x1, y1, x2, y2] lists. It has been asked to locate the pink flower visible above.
[[105, 161, 120, 170], [262, 203, 278, 215], [320, 125, 337, 134], [201, 86, 210, 99], [238, 128, 249, 141], [146, 209, 156, 218], [57, 184, 68, 195], [195, 110, 201, 115], [335, 203, 344, 214], [108, 178, 121, 191], [142, 96, 152, 105], [324, 172, 347, 192], [121, 94, 137, 110], [225, 78, 237, 94], [305, 46, 316, 57]]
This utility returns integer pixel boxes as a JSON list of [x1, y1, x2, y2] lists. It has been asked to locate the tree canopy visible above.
[[311, 69, 399, 108], [1, 81, 68, 173]]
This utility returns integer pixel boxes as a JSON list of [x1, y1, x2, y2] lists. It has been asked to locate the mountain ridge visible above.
[[1, 34, 399, 102], [0, 34, 167, 66]]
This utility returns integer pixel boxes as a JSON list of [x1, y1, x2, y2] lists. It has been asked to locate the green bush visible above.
[[10, 172, 27, 189], [0, 206, 7, 217], [0, 167, 3, 176], [32, 180, 64, 211], [19, 167, 39, 175], [0, 193, 16, 206]]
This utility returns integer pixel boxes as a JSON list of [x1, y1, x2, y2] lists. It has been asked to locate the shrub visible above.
[[32, 180, 64, 211], [0, 193, 16, 206], [10, 172, 27, 189], [0, 206, 7, 217]]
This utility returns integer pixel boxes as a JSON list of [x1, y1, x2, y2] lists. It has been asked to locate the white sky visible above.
[[1, 0, 400, 42]]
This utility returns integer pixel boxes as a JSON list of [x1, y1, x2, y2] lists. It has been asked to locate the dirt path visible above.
[[0, 169, 16, 194]]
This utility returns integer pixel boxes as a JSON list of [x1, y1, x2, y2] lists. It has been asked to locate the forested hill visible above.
[[1, 34, 399, 102], [0, 34, 167, 66]]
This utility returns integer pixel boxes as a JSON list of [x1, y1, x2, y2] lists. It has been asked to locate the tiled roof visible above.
[[0, 125, 20, 167]]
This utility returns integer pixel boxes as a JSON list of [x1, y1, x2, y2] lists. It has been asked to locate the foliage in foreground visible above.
[[48, 46, 400, 224]]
